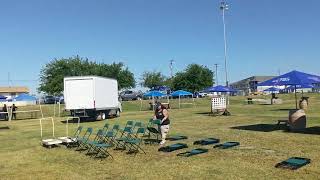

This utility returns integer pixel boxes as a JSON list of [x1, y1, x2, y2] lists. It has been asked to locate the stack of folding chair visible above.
[[65, 126, 83, 148], [75, 127, 93, 152], [86, 129, 113, 159]]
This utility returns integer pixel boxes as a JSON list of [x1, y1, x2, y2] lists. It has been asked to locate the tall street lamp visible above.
[[220, 1, 229, 86]]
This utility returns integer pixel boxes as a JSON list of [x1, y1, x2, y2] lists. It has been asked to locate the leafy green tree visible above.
[[172, 64, 214, 92], [141, 71, 167, 89], [38, 56, 135, 95]]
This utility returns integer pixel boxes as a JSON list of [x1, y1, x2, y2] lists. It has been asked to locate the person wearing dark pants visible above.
[[153, 102, 170, 146], [2, 104, 8, 120], [12, 104, 18, 120]]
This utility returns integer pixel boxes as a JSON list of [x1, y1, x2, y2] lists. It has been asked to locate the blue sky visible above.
[[0, 0, 319, 93]]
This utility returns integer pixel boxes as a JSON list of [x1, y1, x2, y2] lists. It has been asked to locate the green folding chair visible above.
[[86, 129, 113, 158], [158, 143, 188, 152], [103, 124, 121, 146], [275, 157, 311, 170], [102, 123, 109, 132], [166, 135, 188, 141], [66, 126, 83, 148], [193, 138, 220, 145], [125, 120, 134, 128], [145, 119, 161, 144], [177, 148, 209, 157], [133, 121, 143, 129], [75, 127, 93, 151], [115, 126, 134, 150], [123, 127, 146, 154], [86, 129, 105, 155], [213, 142, 240, 149]]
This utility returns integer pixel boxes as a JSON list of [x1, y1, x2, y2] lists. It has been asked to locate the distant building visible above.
[[0, 86, 29, 99], [230, 76, 275, 95], [314, 83, 320, 93]]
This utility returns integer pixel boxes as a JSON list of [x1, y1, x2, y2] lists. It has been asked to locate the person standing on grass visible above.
[[2, 104, 8, 120], [12, 104, 18, 120], [153, 102, 170, 146]]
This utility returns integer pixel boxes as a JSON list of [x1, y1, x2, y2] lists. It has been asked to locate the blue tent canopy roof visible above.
[[258, 70, 320, 86], [14, 93, 37, 101], [0, 95, 6, 99], [144, 91, 166, 97], [171, 90, 193, 97], [203, 85, 237, 92]]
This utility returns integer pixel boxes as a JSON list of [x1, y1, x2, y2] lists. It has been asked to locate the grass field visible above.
[[1, 93, 320, 179]]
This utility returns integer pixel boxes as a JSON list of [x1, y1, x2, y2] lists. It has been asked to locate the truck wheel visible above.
[[116, 109, 120, 117], [101, 113, 106, 120]]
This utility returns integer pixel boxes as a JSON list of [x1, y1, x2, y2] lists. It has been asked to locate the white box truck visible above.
[[64, 76, 122, 119]]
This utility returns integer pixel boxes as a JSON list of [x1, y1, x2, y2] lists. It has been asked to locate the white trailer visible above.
[[64, 76, 121, 119]]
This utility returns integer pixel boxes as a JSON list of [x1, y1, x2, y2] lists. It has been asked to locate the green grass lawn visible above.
[[1, 93, 320, 179]]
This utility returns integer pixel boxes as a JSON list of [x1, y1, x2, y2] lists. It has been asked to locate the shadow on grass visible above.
[[13, 117, 38, 121], [270, 108, 295, 111], [60, 117, 99, 124], [194, 112, 212, 115], [231, 123, 320, 135], [231, 123, 285, 132], [194, 112, 231, 117], [0, 126, 10, 130], [285, 126, 320, 135]]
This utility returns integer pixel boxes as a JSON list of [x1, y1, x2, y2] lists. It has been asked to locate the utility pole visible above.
[[220, 1, 229, 87], [169, 59, 174, 79], [214, 63, 219, 85]]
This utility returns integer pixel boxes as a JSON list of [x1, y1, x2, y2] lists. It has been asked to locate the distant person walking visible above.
[[153, 102, 170, 146], [12, 104, 18, 120], [2, 104, 8, 120]]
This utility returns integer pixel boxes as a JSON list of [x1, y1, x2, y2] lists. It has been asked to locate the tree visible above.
[[141, 71, 166, 89], [38, 56, 135, 95], [172, 64, 214, 92]]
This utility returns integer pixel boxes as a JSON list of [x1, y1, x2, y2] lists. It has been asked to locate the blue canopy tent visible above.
[[171, 90, 193, 109], [258, 70, 320, 108], [14, 93, 37, 101], [0, 95, 7, 102], [203, 85, 237, 93], [143, 91, 166, 111], [171, 90, 193, 97], [263, 87, 280, 93], [202, 85, 237, 109], [144, 91, 166, 97]]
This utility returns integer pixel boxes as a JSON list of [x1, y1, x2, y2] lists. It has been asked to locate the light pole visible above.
[[220, 1, 229, 87], [169, 59, 174, 79]]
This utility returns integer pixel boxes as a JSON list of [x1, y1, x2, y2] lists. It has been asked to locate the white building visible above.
[[0, 86, 30, 99]]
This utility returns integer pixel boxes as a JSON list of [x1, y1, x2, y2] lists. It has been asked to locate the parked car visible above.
[[42, 95, 56, 104], [198, 91, 208, 98], [55, 96, 64, 104], [120, 90, 143, 101]]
